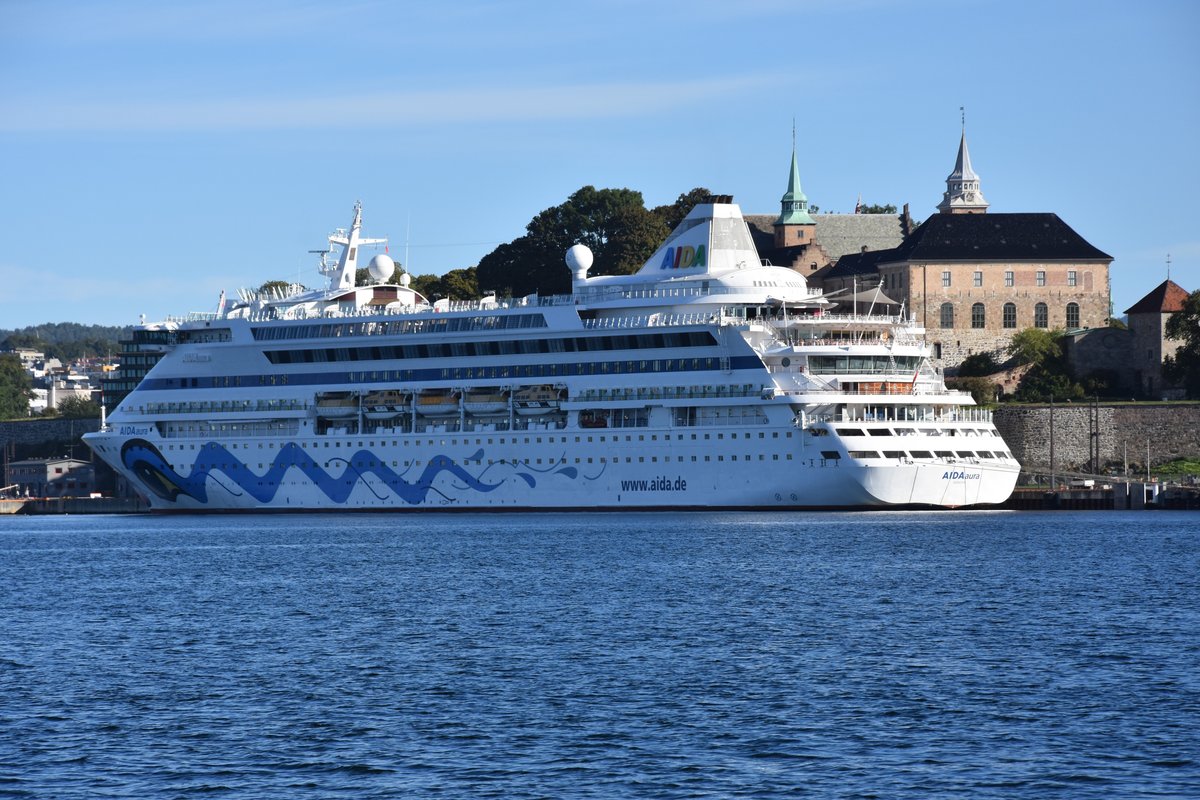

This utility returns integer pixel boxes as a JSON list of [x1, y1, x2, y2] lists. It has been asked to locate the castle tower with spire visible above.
[[773, 146, 817, 248], [937, 126, 989, 214]]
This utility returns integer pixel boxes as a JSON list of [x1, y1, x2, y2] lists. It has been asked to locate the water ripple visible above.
[[1, 510, 1198, 798]]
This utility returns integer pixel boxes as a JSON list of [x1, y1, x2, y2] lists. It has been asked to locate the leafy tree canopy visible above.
[[650, 187, 713, 231], [1007, 327, 1085, 401], [858, 203, 898, 214], [957, 352, 999, 377], [0, 354, 34, 420], [1164, 289, 1200, 398], [1008, 327, 1062, 367], [477, 186, 670, 297], [410, 268, 480, 302], [0, 322, 126, 361], [56, 395, 101, 419]]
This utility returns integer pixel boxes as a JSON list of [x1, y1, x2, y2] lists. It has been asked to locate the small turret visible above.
[[937, 125, 989, 214]]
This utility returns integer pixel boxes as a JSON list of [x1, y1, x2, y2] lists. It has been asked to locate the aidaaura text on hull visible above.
[[85, 198, 1019, 511]]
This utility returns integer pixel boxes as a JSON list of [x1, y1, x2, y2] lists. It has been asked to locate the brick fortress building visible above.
[[756, 129, 1114, 369]]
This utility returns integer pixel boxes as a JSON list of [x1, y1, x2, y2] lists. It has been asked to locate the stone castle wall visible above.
[[0, 418, 101, 451], [994, 403, 1200, 473]]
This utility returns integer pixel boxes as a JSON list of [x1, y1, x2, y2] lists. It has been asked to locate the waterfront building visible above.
[[1065, 278, 1191, 398], [818, 128, 1113, 368], [5, 457, 95, 497]]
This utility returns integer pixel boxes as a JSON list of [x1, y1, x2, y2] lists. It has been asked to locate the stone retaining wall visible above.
[[994, 403, 1200, 473], [0, 418, 101, 450]]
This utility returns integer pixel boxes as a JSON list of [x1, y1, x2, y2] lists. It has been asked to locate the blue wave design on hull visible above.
[[120, 439, 511, 507]]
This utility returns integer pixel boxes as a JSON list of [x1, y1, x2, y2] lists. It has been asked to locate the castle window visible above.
[[971, 303, 985, 329], [1005, 271, 1014, 287], [942, 271, 951, 288], [1003, 302, 1017, 329], [1068, 270, 1077, 287], [1035, 302, 1048, 328], [1036, 271, 1046, 287], [933, 342, 943, 359], [940, 303, 954, 329], [1066, 302, 1080, 328], [973, 271, 983, 288]]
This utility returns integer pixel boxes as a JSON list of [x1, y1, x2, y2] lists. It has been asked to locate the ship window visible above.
[[909, 451, 933, 459], [957, 451, 975, 458], [836, 428, 864, 436], [884, 451, 906, 459], [936, 451, 954, 458], [849, 451, 879, 460]]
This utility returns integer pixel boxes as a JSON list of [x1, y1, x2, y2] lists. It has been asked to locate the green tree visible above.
[[56, 395, 101, 419], [477, 186, 668, 297], [946, 375, 999, 406], [1007, 327, 1084, 401], [957, 352, 999, 377], [407, 268, 480, 302], [1164, 289, 1200, 398], [439, 267, 479, 301], [409, 273, 442, 299], [650, 187, 712, 231], [858, 203, 898, 214], [0, 354, 34, 419], [1008, 327, 1060, 366]]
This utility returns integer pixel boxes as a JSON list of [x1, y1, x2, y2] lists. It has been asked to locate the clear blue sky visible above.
[[1, 0, 1197, 329]]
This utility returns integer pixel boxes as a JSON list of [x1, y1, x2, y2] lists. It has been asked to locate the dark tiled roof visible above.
[[1124, 279, 1191, 315], [744, 213, 907, 262], [885, 213, 1111, 262], [824, 247, 900, 279]]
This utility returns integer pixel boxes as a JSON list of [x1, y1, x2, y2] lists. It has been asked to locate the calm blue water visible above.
[[1, 511, 1198, 799]]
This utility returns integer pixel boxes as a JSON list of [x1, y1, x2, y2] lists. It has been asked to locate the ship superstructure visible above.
[[84, 199, 1019, 510]]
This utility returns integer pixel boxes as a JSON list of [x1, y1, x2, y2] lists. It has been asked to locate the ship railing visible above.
[[563, 283, 828, 306], [771, 386, 972, 399], [142, 399, 309, 415], [164, 312, 221, 324], [802, 408, 994, 425], [583, 312, 721, 329], [777, 312, 907, 326], [572, 384, 762, 403], [768, 335, 923, 348]]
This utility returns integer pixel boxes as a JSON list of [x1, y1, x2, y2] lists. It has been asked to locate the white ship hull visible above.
[[85, 199, 1021, 512], [87, 419, 1018, 512]]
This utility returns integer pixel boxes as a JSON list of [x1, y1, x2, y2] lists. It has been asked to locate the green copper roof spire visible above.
[[775, 140, 816, 226]]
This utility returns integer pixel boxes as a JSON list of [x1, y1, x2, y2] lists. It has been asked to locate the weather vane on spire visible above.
[[1167, 252, 1172, 280], [960, 106, 965, 130]]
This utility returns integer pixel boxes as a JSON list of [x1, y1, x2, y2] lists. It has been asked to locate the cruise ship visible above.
[[84, 198, 1020, 511]]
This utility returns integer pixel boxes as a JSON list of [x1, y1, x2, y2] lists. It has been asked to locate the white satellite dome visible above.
[[368, 253, 395, 282], [566, 244, 593, 281], [398, 271, 411, 288]]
